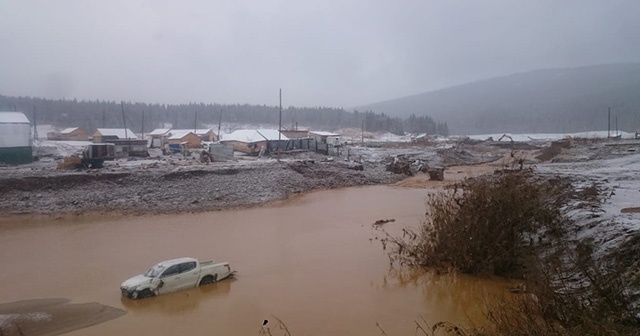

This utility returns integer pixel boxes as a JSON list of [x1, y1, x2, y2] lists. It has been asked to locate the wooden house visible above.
[[220, 129, 288, 155]]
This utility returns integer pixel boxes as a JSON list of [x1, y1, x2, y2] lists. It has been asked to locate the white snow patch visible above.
[[539, 152, 640, 259], [34, 140, 91, 157], [467, 131, 635, 142]]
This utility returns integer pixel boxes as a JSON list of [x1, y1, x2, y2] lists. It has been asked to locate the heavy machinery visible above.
[[58, 143, 115, 169]]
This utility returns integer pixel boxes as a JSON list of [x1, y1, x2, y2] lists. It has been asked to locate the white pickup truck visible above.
[[120, 257, 235, 299]]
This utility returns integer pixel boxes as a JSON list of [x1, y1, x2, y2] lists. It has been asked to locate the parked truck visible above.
[[120, 257, 236, 299], [57, 143, 116, 170], [81, 143, 115, 168]]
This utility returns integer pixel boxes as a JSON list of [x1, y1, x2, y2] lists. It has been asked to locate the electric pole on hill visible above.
[[217, 108, 223, 141], [33, 106, 38, 140], [121, 101, 128, 139], [607, 107, 611, 138], [278, 89, 282, 142]]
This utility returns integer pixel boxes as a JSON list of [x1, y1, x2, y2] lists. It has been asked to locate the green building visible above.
[[0, 112, 32, 165]]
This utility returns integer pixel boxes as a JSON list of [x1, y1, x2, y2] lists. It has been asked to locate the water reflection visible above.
[[120, 278, 236, 316]]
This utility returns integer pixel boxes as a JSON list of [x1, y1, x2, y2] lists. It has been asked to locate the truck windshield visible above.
[[144, 265, 165, 278]]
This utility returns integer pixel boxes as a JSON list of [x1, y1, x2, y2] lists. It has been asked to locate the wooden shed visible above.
[[167, 131, 202, 148], [220, 129, 288, 155], [59, 127, 89, 141], [93, 128, 138, 143], [171, 129, 218, 142]]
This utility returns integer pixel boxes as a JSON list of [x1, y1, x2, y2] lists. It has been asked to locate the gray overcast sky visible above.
[[1, 0, 639, 108]]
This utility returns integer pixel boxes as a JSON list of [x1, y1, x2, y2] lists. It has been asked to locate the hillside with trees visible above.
[[356, 63, 640, 135], [0, 95, 448, 136]]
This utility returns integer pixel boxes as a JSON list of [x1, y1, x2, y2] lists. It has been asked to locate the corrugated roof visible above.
[[148, 128, 171, 136], [309, 131, 340, 137], [60, 127, 79, 134], [168, 130, 196, 140], [0, 112, 30, 124], [95, 128, 138, 139], [171, 128, 213, 136], [221, 129, 288, 143]]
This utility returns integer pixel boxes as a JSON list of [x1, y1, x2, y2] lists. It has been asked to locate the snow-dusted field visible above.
[[466, 130, 636, 142], [539, 152, 640, 259]]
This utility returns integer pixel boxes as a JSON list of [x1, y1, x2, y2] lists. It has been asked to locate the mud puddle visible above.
[[0, 185, 512, 335]]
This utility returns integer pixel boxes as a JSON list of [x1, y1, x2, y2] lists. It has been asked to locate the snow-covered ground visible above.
[[33, 140, 91, 158], [466, 130, 636, 142], [539, 152, 640, 260]]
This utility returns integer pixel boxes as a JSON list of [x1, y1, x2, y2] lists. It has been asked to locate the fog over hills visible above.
[[356, 63, 640, 135]]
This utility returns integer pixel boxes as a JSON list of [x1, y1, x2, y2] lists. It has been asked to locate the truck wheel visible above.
[[199, 275, 214, 286], [138, 289, 154, 299]]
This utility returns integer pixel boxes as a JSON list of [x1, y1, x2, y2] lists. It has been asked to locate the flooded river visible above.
[[0, 185, 510, 335]]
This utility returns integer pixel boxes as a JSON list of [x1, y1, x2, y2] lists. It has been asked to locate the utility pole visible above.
[[615, 116, 619, 137], [102, 110, 106, 128], [278, 88, 282, 142], [141, 110, 145, 138], [174, 110, 178, 129], [217, 108, 223, 141], [361, 119, 364, 146], [194, 111, 198, 133], [33, 106, 37, 139], [607, 107, 611, 138], [33, 106, 38, 140], [121, 101, 128, 139]]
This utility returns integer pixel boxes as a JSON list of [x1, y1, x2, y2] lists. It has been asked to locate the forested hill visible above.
[[0, 96, 448, 136], [356, 63, 640, 135]]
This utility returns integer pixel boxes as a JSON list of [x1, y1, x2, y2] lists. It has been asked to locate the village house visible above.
[[92, 128, 147, 158], [47, 127, 89, 141], [167, 130, 202, 149], [220, 129, 288, 155], [171, 129, 218, 142], [92, 128, 138, 143], [147, 128, 171, 148], [0, 111, 32, 164], [309, 131, 342, 155], [281, 129, 310, 139]]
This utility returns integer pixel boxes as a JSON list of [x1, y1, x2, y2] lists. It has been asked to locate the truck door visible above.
[[158, 264, 182, 295], [178, 261, 200, 289]]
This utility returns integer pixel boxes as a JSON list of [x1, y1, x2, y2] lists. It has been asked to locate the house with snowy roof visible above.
[[147, 128, 171, 148], [220, 129, 288, 155], [167, 130, 202, 148], [92, 128, 147, 158], [92, 128, 138, 143], [47, 127, 89, 141], [170, 128, 218, 142]]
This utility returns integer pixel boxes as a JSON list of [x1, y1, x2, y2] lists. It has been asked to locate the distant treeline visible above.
[[0, 95, 449, 136]]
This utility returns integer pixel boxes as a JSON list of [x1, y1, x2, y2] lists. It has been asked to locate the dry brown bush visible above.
[[382, 169, 571, 276], [380, 169, 640, 335]]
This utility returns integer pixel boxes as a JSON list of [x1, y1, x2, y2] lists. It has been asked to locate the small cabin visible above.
[[167, 131, 202, 148], [93, 128, 138, 143]]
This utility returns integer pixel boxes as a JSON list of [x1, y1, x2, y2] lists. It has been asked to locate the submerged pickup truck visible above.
[[120, 257, 235, 299]]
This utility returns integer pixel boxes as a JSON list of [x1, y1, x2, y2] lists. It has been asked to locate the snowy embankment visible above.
[[467, 130, 636, 142], [539, 153, 640, 260]]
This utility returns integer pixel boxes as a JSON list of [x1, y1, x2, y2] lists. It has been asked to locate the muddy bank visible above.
[[0, 299, 125, 336], [0, 160, 404, 217]]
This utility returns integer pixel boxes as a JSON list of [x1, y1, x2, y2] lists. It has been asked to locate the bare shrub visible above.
[[382, 169, 571, 276], [381, 168, 640, 335], [537, 139, 571, 162]]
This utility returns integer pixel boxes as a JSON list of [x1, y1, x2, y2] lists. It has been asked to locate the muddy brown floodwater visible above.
[[0, 184, 512, 335]]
